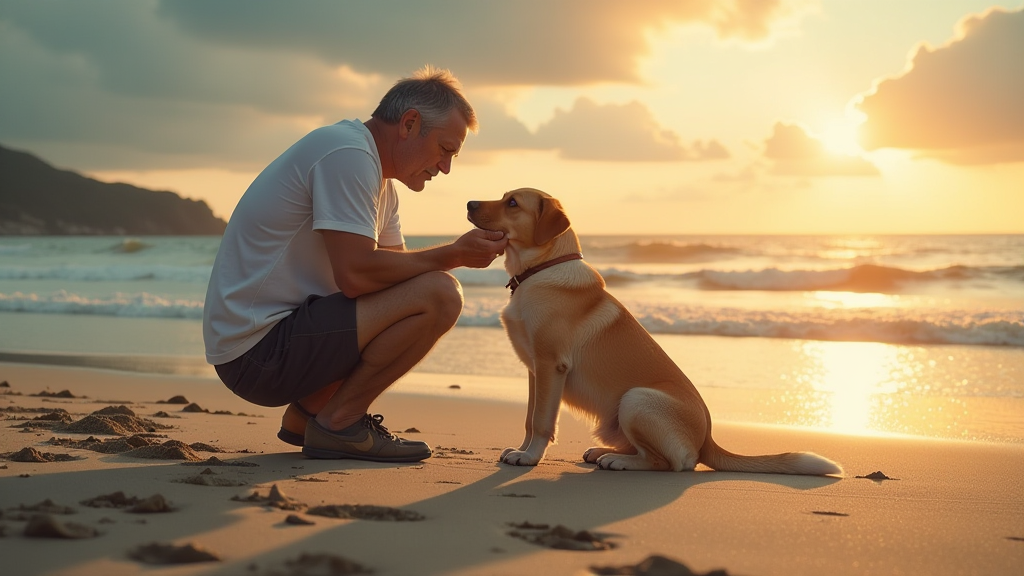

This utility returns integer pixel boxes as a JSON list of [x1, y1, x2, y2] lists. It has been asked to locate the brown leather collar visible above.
[[506, 252, 583, 296]]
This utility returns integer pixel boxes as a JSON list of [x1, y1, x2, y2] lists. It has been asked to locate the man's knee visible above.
[[418, 271, 464, 323]]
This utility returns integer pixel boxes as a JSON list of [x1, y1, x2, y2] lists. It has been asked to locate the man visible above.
[[203, 66, 507, 463]]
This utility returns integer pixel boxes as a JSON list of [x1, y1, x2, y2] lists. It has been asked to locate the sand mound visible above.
[[4, 447, 82, 463], [58, 412, 172, 436], [507, 522, 615, 551], [258, 553, 371, 575], [49, 434, 159, 454], [12, 498, 76, 515], [157, 395, 190, 404], [24, 514, 99, 539], [30, 390, 78, 398], [122, 440, 203, 461], [91, 405, 137, 417], [591, 555, 734, 575], [306, 504, 424, 522], [127, 542, 220, 565], [176, 468, 247, 487], [80, 491, 142, 509], [126, 494, 174, 513], [181, 456, 258, 467], [232, 485, 305, 510]]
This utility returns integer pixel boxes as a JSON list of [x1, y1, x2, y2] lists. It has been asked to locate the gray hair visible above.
[[371, 65, 478, 134]]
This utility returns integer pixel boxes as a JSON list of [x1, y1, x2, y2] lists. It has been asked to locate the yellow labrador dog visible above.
[[467, 188, 841, 474]]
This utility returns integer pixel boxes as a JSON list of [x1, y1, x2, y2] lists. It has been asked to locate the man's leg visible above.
[[314, 270, 463, 431]]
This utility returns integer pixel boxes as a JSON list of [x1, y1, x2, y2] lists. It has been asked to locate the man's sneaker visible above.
[[302, 414, 432, 462]]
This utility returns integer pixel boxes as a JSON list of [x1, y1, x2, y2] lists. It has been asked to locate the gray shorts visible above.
[[214, 293, 361, 407]]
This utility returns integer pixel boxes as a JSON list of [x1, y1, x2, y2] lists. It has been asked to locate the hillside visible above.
[[0, 144, 226, 235]]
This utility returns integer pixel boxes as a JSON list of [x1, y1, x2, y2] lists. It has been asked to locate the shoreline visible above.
[[1, 362, 1022, 575]]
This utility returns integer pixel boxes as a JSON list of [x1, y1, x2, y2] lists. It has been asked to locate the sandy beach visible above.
[[1, 361, 1022, 576]]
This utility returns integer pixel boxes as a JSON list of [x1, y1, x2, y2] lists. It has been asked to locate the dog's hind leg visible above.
[[595, 388, 705, 472]]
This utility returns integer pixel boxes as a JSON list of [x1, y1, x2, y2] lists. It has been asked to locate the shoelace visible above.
[[363, 413, 397, 441]]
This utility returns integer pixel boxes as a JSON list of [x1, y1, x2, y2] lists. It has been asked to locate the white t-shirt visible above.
[[203, 120, 403, 365]]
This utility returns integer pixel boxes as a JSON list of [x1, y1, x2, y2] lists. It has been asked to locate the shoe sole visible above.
[[277, 427, 305, 447], [277, 402, 318, 446], [302, 446, 431, 462]]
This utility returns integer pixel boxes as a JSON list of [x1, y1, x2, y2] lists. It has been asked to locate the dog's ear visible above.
[[534, 197, 571, 245]]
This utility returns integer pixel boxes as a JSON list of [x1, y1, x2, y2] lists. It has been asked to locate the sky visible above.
[[1, 0, 1022, 235]]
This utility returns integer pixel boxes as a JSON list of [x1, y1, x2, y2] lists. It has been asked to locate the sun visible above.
[[820, 113, 867, 156]]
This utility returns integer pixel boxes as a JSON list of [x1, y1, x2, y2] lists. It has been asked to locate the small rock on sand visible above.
[[24, 514, 99, 539], [590, 554, 733, 575], [181, 403, 208, 413], [0, 380, 9, 387], [127, 542, 220, 565]]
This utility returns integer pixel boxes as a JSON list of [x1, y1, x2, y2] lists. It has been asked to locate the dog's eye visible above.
[[507, 198, 518, 208]]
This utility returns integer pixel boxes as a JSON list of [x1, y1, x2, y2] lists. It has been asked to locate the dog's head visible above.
[[467, 187, 576, 273]]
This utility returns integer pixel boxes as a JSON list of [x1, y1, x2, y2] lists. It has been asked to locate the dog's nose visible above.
[[467, 201, 480, 211]]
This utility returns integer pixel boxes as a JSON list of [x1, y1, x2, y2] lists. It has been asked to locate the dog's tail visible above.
[[698, 436, 842, 476]]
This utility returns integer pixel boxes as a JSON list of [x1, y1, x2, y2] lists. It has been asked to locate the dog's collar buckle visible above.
[[506, 252, 583, 296]]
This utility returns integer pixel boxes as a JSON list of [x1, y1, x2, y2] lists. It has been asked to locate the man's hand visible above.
[[452, 228, 508, 269]]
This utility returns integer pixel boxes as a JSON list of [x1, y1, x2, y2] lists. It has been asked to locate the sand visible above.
[[0, 361, 1022, 576]]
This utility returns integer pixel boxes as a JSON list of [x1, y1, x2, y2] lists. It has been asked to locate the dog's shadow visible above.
[[208, 459, 839, 575]]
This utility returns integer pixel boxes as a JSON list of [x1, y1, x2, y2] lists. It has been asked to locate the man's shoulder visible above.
[[292, 120, 376, 163]]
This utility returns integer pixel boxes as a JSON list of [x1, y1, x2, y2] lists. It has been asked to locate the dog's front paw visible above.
[[583, 447, 615, 463], [499, 448, 539, 466]]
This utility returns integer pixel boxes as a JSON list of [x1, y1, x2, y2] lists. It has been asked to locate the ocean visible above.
[[1, 234, 1022, 442]]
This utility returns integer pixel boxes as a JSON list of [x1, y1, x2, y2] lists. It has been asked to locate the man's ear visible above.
[[399, 109, 421, 139], [534, 197, 571, 245]]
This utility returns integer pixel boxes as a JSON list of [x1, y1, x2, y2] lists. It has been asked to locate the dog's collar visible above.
[[506, 252, 583, 296]]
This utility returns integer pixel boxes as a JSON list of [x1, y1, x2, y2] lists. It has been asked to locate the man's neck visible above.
[[364, 117, 395, 179]]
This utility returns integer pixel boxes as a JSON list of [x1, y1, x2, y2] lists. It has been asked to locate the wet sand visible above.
[[0, 362, 1022, 575]]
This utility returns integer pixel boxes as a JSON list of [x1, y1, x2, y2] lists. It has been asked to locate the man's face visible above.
[[395, 111, 468, 192]]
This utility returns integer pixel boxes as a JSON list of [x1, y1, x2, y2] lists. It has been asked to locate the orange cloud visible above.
[[472, 98, 730, 162], [764, 122, 879, 176], [158, 0, 815, 86], [855, 7, 1024, 165]]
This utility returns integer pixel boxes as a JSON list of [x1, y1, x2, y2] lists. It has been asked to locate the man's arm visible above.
[[322, 228, 507, 298]]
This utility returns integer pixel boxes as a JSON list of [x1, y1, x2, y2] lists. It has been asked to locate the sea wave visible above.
[[0, 265, 211, 284], [583, 240, 742, 263], [459, 298, 1024, 347], [453, 264, 1024, 293], [0, 291, 204, 319], [695, 264, 1024, 292], [3, 289, 1022, 347]]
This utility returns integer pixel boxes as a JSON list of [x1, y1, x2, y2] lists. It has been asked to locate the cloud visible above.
[[472, 98, 730, 162], [157, 0, 814, 87], [855, 7, 1024, 165], [0, 0, 784, 171], [764, 122, 879, 176]]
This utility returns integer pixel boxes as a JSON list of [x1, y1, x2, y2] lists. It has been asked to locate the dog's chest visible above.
[[500, 299, 533, 363]]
